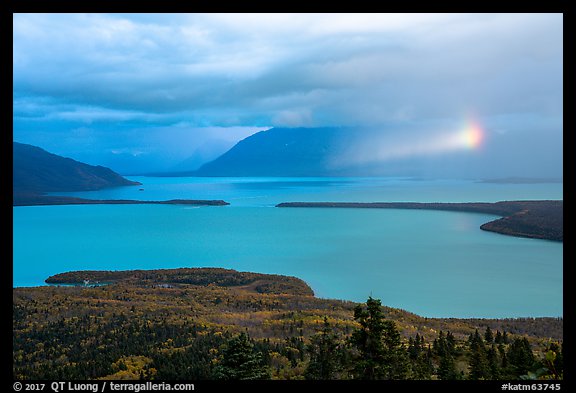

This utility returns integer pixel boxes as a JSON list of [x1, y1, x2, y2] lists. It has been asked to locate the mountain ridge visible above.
[[13, 142, 141, 205], [13, 142, 140, 192], [188, 127, 355, 177]]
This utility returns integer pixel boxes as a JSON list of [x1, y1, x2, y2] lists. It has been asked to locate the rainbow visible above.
[[457, 120, 484, 149], [334, 118, 486, 167]]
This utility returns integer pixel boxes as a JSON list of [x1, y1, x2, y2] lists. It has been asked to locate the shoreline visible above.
[[13, 280, 564, 320], [276, 200, 563, 242], [13, 194, 229, 207], [15, 267, 564, 335]]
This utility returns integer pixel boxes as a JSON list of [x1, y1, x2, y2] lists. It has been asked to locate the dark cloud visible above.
[[13, 13, 562, 177]]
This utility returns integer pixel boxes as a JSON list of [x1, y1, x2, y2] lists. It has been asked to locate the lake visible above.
[[12, 177, 563, 318]]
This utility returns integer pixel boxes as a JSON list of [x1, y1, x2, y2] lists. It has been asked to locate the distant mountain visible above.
[[193, 127, 356, 177], [13, 142, 140, 202]]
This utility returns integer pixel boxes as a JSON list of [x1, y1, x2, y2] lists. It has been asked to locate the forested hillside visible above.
[[13, 142, 140, 206], [13, 268, 562, 380]]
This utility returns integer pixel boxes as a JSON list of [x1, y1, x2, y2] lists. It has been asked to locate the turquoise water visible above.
[[13, 177, 563, 318]]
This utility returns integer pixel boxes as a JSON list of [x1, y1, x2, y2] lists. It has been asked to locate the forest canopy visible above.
[[14, 268, 563, 380]]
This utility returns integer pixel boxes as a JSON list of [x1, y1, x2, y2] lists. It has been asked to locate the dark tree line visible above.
[[299, 297, 561, 381], [14, 297, 562, 380]]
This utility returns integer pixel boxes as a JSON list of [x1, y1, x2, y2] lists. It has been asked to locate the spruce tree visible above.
[[468, 329, 490, 380], [495, 330, 503, 344], [212, 332, 270, 380], [305, 317, 341, 380], [408, 334, 433, 379], [349, 297, 409, 380], [484, 327, 494, 344], [498, 344, 508, 370], [408, 335, 422, 360], [506, 337, 535, 378], [422, 345, 435, 379], [446, 331, 457, 356], [438, 352, 459, 380], [487, 344, 501, 379], [433, 331, 446, 356], [435, 330, 460, 380]]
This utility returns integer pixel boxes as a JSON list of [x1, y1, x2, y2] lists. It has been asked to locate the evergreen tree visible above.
[[408, 336, 419, 360], [446, 331, 457, 356], [433, 331, 446, 356], [468, 329, 490, 380], [484, 327, 494, 344], [212, 333, 270, 380], [422, 345, 435, 379], [434, 330, 457, 358], [494, 330, 503, 344], [408, 334, 433, 379], [498, 344, 508, 370], [506, 337, 535, 378], [438, 352, 459, 380], [305, 317, 342, 380], [434, 330, 460, 380], [349, 297, 409, 380], [487, 344, 501, 379]]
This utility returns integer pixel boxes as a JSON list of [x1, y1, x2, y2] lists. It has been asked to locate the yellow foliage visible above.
[[99, 356, 155, 380]]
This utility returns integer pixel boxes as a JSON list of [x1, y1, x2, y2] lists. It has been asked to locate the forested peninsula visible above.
[[276, 200, 563, 242], [13, 195, 229, 207], [14, 268, 563, 380]]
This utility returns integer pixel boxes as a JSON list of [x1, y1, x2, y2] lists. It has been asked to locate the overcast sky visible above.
[[13, 13, 563, 177]]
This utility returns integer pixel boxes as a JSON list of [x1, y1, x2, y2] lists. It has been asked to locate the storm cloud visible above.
[[13, 13, 562, 176]]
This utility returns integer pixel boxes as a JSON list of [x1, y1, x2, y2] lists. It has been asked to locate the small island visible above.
[[276, 200, 563, 242]]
